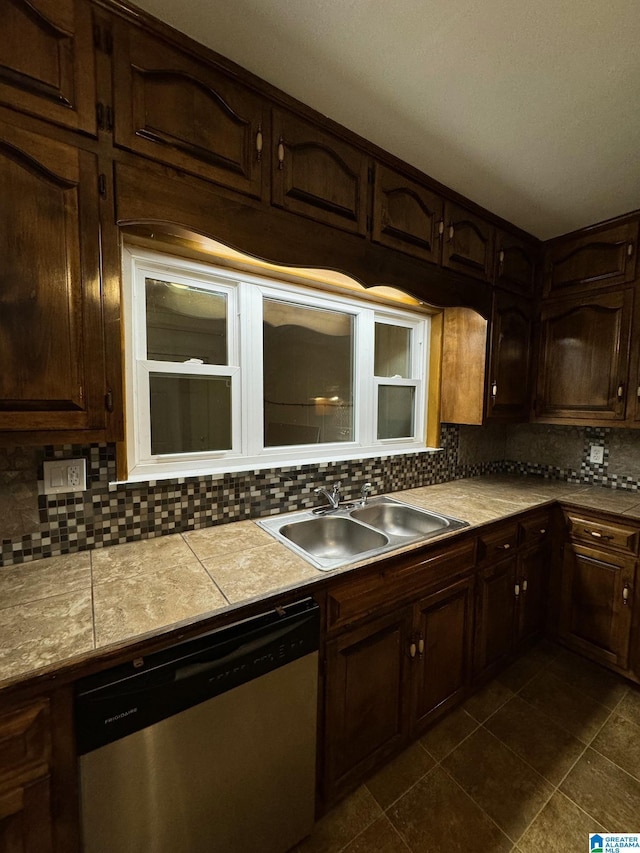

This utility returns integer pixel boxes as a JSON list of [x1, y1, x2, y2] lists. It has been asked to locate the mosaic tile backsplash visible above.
[[2, 423, 640, 567]]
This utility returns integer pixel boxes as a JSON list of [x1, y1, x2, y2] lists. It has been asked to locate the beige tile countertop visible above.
[[2, 475, 640, 691]]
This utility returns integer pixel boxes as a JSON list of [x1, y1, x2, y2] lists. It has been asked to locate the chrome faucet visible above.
[[313, 481, 342, 513], [360, 482, 373, 505]]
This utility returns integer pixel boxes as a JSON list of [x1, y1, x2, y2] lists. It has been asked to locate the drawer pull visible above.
[[522, 578, 528, 592], [514, 582, 520, 598], [277, 136, 285, 169], [500, 543, 511, 550], [539, 528, 546, 534], [584, 528, 613, 540], [409, 641, 417, 659], [418, 635, 425, 659], [256, 124, 263, 161], [623, 582, 631, 605]]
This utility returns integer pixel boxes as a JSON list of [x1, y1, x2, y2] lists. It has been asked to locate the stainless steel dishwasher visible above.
[[75, 598, 320, 853]]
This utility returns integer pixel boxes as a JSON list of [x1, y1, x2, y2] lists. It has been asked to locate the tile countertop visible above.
[[2, 475, 640, 692]]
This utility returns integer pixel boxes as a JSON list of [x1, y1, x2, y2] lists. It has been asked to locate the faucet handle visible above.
[[361, 482, 373, 504], [333, 481, 342, 493]]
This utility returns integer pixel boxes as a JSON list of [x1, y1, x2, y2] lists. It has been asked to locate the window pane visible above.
[[377, 385, 415, 439], [263, 299, 354, 446], [374, 323, 411, 378], [149, 374, 231, 454], [146, 278, 227, 365]]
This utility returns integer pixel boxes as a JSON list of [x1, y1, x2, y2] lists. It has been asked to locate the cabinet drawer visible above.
[[565, 512, 639, 554], [519, 512, 552, 547], [477, 523, 519, 564], [0, 699, 51, 781], [326, 539, 475, 632]]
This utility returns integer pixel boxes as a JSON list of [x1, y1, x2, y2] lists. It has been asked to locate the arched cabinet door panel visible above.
[[272, 110, 370, 236], [371, 164, 444, 263], [543, 221, 638, 297], [0, 119, 105, 431], [535, 290, 633, 421], [0, 0, 96, 134], [486, 290, 532, 421], [442, 202, 495, 282], [112, 22, 268, 200], [495, 229, 539, 295]]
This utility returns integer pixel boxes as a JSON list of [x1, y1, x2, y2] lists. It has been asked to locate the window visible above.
[[123, 248, 430, 480]]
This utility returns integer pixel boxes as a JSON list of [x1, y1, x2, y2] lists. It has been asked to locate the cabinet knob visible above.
[[256, 124, 263, 161], [448, 224, 455, 242], [628, 242, 634, 257], [409, 641, 417, 659], [522, 578, 528, 593], [277, 136, 285, 170], [498, 249, 505, 269], [491, 381, 498, 399], [623, 582, 631, 605], [500, 543, 511, 550], [539, 528, 546, 534], [617, 383, 625, 400], [418, 635, 425, 659], [514, 582, 520, 598], [584, 528, 613, 540], [438, 219, 445, 238]]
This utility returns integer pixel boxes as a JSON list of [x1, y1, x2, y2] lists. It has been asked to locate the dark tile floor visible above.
[[294, 642, 640, 853]]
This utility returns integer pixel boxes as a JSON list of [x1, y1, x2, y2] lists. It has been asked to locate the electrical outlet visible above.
[[589, 445, 604, 465], [43, 458, 87, 495]]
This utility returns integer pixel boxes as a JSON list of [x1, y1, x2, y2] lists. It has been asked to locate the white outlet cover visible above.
[[43, 458, 87, 495], [589, 445, 605, 465]]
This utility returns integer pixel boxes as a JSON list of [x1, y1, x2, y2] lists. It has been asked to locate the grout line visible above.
[[438, 762, 516, 846], [89, 551, 97, 649], [180, 533, 231, 604]]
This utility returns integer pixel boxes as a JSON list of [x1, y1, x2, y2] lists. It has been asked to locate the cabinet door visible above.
[[442, 202, 495, 282], [535, 289, 633, 421], [559, 544, 635, 671], [0, 777, 53, 853], [0, 120, 106, 432], [486, 290, 532, 421], [495, 230, 538, 295], [371, 164, 443, 263], [412, 577, 473, 735], [543, 221, 638, 297], [272, 110, 369, 236], [113, 23, 267, 200], [323, 608, 412, 803], [516, 542, 550, 646], [473, 555, 518, 681], [0, 0, 96, 135]]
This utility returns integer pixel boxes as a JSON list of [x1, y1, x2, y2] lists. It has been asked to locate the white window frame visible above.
[[122, 247, 430, 481]]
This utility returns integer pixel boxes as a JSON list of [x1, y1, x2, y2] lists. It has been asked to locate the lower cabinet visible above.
[[321, 540, 476, 806], [0, 699, 53, 853], [557, 509, 638, 674]]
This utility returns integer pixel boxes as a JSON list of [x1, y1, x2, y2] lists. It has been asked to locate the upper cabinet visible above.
[[543, 220, 638, 297], [272, 110, 370, 235], [485, 290, 532, 422], [535, 289, 634, 422], [0, 0, 96, 135], [0, 119, 106, 433], [112, 23, 268, 201], [442, 202, 495, 282], [371, 164, 443, 264], [494, 229, 539, 295]]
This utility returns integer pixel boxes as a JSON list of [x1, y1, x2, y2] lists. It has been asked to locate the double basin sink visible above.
[[258, 496, 469, 571]]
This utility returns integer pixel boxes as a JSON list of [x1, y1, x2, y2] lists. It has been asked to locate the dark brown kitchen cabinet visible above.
[[0, 699, 53, 853], [516, 522, 551, 646], [272, 110, 370, 236], [411, 576, 474, 735], [371, 164, 443, 263], [0, 118, 107, 433], [557, 510, 638, 674], [494, 229, 539, 295], [485, 289, 532, 421], [474, 554, 518, 681], [0, 0, 96, 136], [559, 545, 636, 672], [112, 22, 268, 201], [543, 220, 638, 298], [442, 202, 495, 282], [323, 608, 412, 804], [534, 289, 634, 422]]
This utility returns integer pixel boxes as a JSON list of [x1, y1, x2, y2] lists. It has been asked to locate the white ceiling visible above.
[[130, 0, 640, 240]]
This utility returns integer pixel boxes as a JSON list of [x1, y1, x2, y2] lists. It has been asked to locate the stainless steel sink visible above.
[[279, 516, 388, 560], [351, 501, 452, 537], [258, 496, 468, 571]]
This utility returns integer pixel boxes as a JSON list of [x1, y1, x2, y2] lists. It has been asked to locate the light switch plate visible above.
[[43, 458, 87, 495], [589, 445, 604, 465]]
